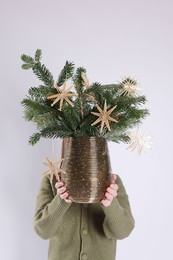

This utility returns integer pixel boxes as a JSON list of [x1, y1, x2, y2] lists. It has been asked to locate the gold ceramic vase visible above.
[[61, 136, 112, 203]]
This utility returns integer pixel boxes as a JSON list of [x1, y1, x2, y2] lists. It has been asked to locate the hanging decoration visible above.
[[91, 100, 121, 133], [47, 81, 77, 110], [128, 127, 152, 154], [120, 77, 141, 97], [42, 156, 66, 183]]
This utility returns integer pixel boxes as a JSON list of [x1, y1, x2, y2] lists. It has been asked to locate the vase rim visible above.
[[63, 136, 106, 140]]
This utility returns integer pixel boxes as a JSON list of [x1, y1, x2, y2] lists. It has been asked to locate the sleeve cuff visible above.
[[47, 195, 72, 221], [101, 197, 124, 220]]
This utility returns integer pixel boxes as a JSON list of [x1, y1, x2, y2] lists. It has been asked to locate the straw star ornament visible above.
[[47, 81, 77, 110], [121, 77, 141, 97], [128, 127, 152, 154], [91, 100, 120, 133], [81, 72, 90, 88], [42, 156, 66, 183]]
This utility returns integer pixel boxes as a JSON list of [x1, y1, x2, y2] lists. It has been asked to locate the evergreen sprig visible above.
[[28, 85, 54, 101], [69, 68, 84, 119], [32, 63, 54, 86], [21, 49, 54, 86], [73, 67, 86, 94], [57, 61, 75, 86], [34, 49, 42, 62], [21, 49, 149, 145]]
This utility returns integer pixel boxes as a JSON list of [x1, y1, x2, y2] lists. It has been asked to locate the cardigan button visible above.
[[82, 229, 88, 235], [82, 254, 88, 260]]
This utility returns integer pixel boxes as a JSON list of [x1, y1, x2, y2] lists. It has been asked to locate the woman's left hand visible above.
[[100, 174, 118, 207]]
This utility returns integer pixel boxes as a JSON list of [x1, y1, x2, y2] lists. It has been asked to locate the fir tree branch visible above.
[[106, 133, 131, 143], [34, 49, 42, 62], [21, 49, 54, 86], [72, 67, 88, 118], [28, 85, 56, 101], [32, 63, 54, 87], [126, 108, 149, 120], [21, 54, 35, 64], [29, 124, 73, 145], [21, 64, 35, 70], [21, 98, 52, 113], [115, 95, 147, 109], [100, 83, 122, 93], [73, 67, 86, 94], [29, 133, 42, 145], [57, 61, 75, 86], [59, 111, 78, 131]]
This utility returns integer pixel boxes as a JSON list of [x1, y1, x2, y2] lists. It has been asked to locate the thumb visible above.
[[111, 174, 117, 184]]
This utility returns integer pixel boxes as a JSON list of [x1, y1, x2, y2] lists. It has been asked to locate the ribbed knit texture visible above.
[[34, 175, 135, 260]]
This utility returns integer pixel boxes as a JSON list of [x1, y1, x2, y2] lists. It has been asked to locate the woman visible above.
[[33, 139, 135, 260]]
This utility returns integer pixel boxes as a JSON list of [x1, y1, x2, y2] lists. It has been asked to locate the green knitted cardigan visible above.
[[33, 175, 135, 260]]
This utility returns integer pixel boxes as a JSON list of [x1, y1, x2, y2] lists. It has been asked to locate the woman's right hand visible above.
[[55, 181, 72, 203]]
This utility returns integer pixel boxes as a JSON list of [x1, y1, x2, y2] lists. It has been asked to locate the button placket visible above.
[[80, 204, 89, 260]]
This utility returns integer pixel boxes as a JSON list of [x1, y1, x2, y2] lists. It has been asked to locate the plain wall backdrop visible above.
[[1, 0, 173, 259]]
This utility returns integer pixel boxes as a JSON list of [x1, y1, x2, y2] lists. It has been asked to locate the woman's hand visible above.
[[100, 174, 118, 207], [55, 181, 72, 203]]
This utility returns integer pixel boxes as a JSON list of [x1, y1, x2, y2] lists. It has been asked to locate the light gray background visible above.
[[1, 0, 173, 259]]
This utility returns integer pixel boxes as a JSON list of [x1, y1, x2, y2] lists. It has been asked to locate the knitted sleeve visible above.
[[102, 175, 135, 240], [33, 175, 71, 239]]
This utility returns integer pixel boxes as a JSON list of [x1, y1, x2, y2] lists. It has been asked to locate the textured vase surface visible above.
[[61, 136, 112, 203]]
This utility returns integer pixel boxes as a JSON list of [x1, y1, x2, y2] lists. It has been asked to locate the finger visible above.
[[107, 187, 117, 197], [64, 198, 72, 203], [109, 183, 119, 191], [55, 182, 64, 189], [57, 186, 66, 195], [100, 199, 111, 207], [105, 192, 114, 201], [111, 174, 117, 184], [60, 192, 69, 200]]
